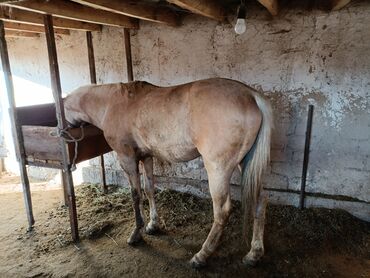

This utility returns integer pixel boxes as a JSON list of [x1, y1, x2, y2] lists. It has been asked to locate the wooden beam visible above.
[[5, 21, 70, 34], [43, 14, 79, 242], [86, 30, 108, 194], [5, 29, 40, 37], [10, 0, 138, 28], [167, 0, 225, 21], [72, 0, 180, 26], [257, 0, 278, 16], [0, 6, 102, 31], [124, 28, 133, 82], [0, 20, 35, 231], [331, 0, 351, 10]]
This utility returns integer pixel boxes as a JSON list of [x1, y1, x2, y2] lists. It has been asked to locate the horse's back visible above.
[[131, 78, 262, 163]]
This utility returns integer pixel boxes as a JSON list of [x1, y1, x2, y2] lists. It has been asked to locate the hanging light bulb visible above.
[[234, 1, 246, 35]]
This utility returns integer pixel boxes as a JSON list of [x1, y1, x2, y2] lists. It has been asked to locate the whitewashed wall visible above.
[[1, 1, 369, 220]]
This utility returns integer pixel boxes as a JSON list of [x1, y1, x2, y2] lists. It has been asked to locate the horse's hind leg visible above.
[[117, 151, 145, 245], [141, 157, 160, 234], [190, 160, 233, 268], [243, 190, 268, 266]]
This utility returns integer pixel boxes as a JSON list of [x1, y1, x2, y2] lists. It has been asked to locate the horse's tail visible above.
[[241, 91, 273, 238]]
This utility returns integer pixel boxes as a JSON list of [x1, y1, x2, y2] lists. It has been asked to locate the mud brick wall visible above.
[[1, 1, 369, 220]]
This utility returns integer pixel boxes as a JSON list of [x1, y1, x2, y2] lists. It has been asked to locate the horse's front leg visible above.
[[117, 150, 145, 245], [141, 157, 160, 234]]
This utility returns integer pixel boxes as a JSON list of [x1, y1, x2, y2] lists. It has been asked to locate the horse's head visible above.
[[64, 91, 90, 127]]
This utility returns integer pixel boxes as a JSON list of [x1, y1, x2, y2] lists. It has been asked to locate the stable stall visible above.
[[0, 2, 139, 240], [0, 0, 363, 244]]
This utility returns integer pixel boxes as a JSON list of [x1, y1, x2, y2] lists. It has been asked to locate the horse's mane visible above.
[[123, 81, 158, 97]]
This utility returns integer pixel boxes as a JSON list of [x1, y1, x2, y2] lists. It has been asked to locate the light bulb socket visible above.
[[237, 3, 246, 19]]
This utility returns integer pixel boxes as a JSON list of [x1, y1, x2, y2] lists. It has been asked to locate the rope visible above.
[[50, 124, 85, 171]]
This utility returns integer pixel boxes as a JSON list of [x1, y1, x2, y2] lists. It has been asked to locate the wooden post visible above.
[[123, 28, 133, 82], [86, 31, 97, 84], [44, 14, 79, 241], [0, 20, 35, 230], [300, 105, 314, 210], [86, 31, 107, 193], [61, 171, 69, 206]]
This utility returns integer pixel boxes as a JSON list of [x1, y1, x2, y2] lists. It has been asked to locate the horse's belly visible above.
[[138, 135, 199, 162], [152, 144, 200, 162]]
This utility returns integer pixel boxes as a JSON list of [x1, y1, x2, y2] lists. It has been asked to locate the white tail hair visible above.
[[241, 91, 273, 237]]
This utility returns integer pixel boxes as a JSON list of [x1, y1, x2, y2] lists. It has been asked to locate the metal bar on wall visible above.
[[43, 14, 79, 241], [300, 104, 314, 209], [86, 31, 107, 193], [0, 20, 34, 229]]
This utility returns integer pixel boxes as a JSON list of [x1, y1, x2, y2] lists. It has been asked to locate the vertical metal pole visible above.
[[300, 105, 314, 210], [0, 20, 34, 230], [123, 28, 133, 82], [44, 15, 79, 241], [86, 31, 107, 193]]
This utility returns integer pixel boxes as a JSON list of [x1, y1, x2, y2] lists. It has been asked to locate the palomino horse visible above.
[[64, 78, 273, 267]]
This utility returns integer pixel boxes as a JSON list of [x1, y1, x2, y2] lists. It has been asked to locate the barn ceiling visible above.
[[0, 0, 353, 37]]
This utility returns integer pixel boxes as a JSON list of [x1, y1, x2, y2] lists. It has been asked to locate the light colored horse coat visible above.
[[64, 78, 273, 267]]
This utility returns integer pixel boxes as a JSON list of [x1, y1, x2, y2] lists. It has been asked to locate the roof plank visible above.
[[167, 0, 225, 21], [8, 0, 138, 28], [71, 0, 180, 26], [331, 0, 351, 10], [5, 29, 40, 37], [4, 21, 70, 34], [257, 0, 278, 16], [0, 6, 102, 31]]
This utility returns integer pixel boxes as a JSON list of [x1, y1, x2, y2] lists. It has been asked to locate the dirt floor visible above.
[[0, 173, 369, 278]]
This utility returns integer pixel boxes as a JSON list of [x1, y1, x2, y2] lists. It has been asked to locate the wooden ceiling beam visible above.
[[167, 0, 225, 21], [8, 0, 138, 28], [0, 6, 102, 31], [5, 29, 40, 37], [4, 21, 70, 35], [71, 0, 180, 26], [331, 0, 351, 10], [257, 0, 278, 16]]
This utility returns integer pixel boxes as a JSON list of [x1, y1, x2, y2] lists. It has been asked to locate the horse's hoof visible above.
[[189, 256, 206, 269], [127, 230, 143, 245], [242, 255, 258, 267], [145, 224, 160, 235]]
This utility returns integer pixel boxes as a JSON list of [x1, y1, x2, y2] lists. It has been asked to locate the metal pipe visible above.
[[299, 104, 314, 210]]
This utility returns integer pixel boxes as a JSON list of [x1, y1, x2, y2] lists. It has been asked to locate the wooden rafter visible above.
[[72, 0, 180, 26], [6, 29, 40, 37], [167, 0, 225, 21], [257, 0, 278, 16], [4, 21, 70, 35], [0, 6, 102, 31], [331, 0, 351, 10], [8, 0, 138, 28]]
